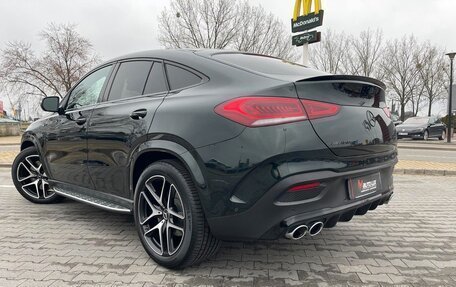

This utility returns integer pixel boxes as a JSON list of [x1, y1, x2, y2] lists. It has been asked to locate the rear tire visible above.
[[134, 159, 220, 269], [439, 130, 446, 140], [11, 146, 63, 204]]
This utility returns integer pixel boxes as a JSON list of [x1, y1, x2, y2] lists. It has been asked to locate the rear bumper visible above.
[[207, 162, 395, 241], [397, 131, 424, 139]]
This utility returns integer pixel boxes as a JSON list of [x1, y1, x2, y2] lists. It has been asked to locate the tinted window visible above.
[[165, 64, 201, 90], [213, 53, 310, 75], [67, 65, 112, 110], [108, 61, 152, 101], [144, 62, 168, 94]]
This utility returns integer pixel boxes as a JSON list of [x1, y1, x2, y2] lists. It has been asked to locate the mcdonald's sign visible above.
[[291, 0, 324, 33]]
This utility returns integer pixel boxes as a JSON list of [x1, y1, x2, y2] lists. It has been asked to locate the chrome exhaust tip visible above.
[[285, 225, 308, 240], [308, 221, 324, 236]]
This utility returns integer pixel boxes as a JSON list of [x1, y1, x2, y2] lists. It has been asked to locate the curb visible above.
[[0, 143, 19, 146], [0, 164, 12, 168], [398, 145, 456, 152], [394, 168, 456, 176]]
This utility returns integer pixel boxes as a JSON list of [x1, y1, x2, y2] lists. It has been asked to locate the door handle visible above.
[[75, 116, 87, 125], [130, 109, 147, 120]]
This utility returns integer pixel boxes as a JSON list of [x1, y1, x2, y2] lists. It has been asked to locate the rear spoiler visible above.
[[296, 75, 386, 90]]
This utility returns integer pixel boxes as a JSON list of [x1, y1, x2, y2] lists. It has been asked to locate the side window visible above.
[[108, 61, 152, 101], [165, 64, 202, 90], [143, 62, 168, 95], [66, 65, 113, 110]]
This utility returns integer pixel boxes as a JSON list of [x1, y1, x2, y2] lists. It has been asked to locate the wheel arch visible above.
[[20, 140, 35, 151], [19, 133, 53, 177], [20, 132, 40, 151], [129, 139, 207, 199]]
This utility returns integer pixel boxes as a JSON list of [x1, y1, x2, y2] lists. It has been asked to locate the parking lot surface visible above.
[[0, 167, 455, 287]]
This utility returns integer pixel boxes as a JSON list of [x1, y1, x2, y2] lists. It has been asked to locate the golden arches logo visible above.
[[293, 0, 322, 21]]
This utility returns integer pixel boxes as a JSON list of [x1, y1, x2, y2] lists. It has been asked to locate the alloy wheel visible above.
[[16, 155, 53, 199], [424, 130, 429, 140], [138, 175, 186, 256], [442, 130, 446, 140]]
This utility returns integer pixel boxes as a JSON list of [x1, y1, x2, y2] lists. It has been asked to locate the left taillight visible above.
[[214, 97, 340, 127], [214, 97, 308, 127]]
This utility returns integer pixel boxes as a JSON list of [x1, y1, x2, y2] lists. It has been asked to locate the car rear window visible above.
[[108, 61, 152, 101], [213, 53, 310, 75], [143, 62, 168, 95], [165, 64, 202, 90]]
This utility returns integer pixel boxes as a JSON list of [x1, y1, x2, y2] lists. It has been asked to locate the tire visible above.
[[439, 130, 446, 140], [11, 146, 63, 204], [423, 130, 429, 141], [134, 159, 220, 269]]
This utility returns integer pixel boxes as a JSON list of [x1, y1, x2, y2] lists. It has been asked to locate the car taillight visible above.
[[301, 99, 341, 120], [382, 107, 391, 118], [214, 97, 340, 127]]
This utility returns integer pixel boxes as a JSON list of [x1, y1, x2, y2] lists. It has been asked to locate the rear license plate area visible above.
[[348, 173, 382, 199]]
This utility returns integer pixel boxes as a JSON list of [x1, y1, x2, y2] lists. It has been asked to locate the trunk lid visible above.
[[295, 75, 396, 157]]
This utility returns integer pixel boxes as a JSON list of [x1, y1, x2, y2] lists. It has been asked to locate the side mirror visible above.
[[41, 97, 60, 113]]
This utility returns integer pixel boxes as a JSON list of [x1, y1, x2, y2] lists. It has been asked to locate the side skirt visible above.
[[50, 181, 133, 214]]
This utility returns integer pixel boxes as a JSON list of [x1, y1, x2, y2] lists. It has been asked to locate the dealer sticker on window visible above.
[[348, 173, 382, 199]]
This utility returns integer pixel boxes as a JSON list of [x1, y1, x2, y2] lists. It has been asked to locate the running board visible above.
[[53, 188, 132, 214]]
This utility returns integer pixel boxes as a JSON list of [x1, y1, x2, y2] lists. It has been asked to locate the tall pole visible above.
[[447, 53, 455, 143], [302, 43, 309, 66]]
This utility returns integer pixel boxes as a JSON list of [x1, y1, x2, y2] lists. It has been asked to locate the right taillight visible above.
[[214, 97, 340, 127], [301, 99, 341, 120]]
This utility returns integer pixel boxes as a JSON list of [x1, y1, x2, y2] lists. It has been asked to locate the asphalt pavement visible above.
[[398, 148, 456, 163]]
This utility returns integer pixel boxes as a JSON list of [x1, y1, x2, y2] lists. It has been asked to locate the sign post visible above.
[[291, 0, 324, 65]]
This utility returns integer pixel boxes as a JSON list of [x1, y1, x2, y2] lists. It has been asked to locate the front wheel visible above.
[[134, 160, 220, 269], [11, 146, 62, 204], [439, 130, 446, 140], [423, 130, 429, 141]]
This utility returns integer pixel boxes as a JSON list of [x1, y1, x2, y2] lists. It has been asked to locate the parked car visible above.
[[12, 50, 396, 269], [396, 116, 446, 140]]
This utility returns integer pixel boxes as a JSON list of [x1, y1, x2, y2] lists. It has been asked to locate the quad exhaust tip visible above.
[[308, 221, 324, 236], [285, 225, 308, 240]]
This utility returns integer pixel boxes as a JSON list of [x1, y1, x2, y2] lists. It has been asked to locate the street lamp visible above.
[[446, 52, 455, 143]]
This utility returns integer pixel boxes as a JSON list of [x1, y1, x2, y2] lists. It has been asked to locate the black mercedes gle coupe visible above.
[[12, 49, 397, 268]]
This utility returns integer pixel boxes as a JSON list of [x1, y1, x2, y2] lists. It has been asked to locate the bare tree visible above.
[[309, 29, 349, 73], [416, 43, 447, 116], [158, 0, 298, 60], [0, 23, 99, 101], [344, 29, 383, 78], [380, 36, 421, 121], [410, 82, 426, 116]]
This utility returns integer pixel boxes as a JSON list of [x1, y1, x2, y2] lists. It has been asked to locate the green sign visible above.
[[291, 10, 324, 33]]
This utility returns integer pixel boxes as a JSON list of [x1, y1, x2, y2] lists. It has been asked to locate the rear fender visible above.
[[129, 139, 207, 193]]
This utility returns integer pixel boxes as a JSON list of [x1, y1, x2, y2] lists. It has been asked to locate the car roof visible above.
[[102, 49, 381, 86]]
